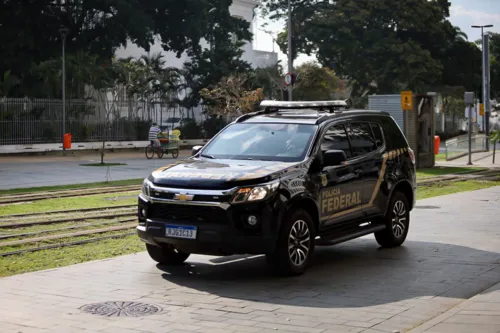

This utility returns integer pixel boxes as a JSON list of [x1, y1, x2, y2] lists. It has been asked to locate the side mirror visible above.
[[323, 150, 347, 167], [191, 145, 203, 156]]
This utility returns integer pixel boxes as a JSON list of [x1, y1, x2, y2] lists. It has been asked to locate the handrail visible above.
[[445, 133, 489, 161]]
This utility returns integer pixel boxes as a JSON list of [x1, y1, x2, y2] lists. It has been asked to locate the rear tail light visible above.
[[408, 147, 415, 164]]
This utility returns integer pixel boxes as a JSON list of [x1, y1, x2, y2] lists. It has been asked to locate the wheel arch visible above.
[[385, 180, 414, 215], [285, 196, 320, 233]]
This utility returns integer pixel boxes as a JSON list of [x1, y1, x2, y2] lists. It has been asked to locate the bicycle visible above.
[[145, 141, 164, 159]]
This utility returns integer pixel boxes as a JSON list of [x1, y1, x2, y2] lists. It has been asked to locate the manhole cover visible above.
[[415, 205, 440, 209], [81, 301, 161, 317]]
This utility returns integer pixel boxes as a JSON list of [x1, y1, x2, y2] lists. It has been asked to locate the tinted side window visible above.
[[348, 122, 377, 157], [321, 124, 352, 159], [382, 117, 407, 150], [370, 122, 384, 148]]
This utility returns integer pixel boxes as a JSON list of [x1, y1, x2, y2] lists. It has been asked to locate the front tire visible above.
[[146, 244, 190, 265], [374, 191, 410, 248], [266, 209, 315, 276], [145, 145, 154, 159]]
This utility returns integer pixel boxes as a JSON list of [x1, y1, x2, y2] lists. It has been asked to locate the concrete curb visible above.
[[0, 139, 209, 156]]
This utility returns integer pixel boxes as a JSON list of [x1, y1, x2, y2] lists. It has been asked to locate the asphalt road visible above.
[[0, 154, 182, 190], [1, 186, 499, 332]]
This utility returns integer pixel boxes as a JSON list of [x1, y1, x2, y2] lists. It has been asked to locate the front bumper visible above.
[[136, 194, 283, 256]]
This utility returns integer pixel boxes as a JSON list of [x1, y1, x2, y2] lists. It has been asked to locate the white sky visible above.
[[252, 0, 500, 68]]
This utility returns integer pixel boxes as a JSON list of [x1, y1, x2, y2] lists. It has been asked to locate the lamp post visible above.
[[59, 28, 68, 152], [287, 0, 293, 101], [472, 24, 493, 150]]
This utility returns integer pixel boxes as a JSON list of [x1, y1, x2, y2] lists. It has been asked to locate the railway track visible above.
[[0, 185, 140, 205], [0, 204, 139, 257]]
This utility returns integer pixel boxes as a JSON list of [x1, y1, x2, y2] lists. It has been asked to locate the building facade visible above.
[[113, 0, 277, 126]]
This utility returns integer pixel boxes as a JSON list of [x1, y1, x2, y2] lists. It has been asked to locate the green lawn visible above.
[[0, 191, 138, 216], [0, 178, 143, 196], [417, 179, 500, 200], [416, 166, 486, 179], [435, 153, 446, 161]]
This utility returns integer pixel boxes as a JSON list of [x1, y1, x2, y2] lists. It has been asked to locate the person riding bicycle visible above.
[[148, 122, 162, 150]]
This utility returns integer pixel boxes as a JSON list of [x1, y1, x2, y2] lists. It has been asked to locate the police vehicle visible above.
[[137, 100, 416, 275]]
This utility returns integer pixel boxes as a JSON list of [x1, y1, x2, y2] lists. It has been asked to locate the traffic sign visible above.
[[479, 103, 484, 116], [401, 91, 413, 111], [284, 73, 293, 86]]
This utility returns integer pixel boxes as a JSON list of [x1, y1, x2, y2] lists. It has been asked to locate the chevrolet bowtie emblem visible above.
[[174, 193, 194, 201]]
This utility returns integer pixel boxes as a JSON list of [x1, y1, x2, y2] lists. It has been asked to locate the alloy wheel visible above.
[[392, 200, 407, 238], [288, 219, 310, 266]]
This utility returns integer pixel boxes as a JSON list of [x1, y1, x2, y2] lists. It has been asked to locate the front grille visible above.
[[148, 204, 229, 224]]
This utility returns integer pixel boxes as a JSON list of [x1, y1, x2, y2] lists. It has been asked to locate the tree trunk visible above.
[[493, 141, 496, 164]]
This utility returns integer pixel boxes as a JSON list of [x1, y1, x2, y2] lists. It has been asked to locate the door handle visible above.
[[354, 168, 363, 176]]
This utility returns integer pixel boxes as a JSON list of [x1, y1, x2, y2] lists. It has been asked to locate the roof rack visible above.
[[235, 99, 351, 123]]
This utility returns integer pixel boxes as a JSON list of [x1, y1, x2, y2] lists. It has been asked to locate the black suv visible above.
[[137, 100, 416, 275]]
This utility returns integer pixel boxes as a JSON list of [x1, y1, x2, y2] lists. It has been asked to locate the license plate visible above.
[[165, 225, 197, 240]]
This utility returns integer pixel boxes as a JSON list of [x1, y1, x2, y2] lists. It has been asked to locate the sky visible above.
[[252, 0, 500, 68]]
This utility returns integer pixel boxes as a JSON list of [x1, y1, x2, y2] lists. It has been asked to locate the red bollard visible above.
[[434, 135, 440, 155], [63, 133, 72, 149]]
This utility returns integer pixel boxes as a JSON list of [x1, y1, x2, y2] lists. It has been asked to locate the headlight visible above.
[[141, 179, 151, 198], [231, 180, 280, 204]]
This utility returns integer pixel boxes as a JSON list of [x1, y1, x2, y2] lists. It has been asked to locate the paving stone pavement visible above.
[[1, 186, 500, 333]]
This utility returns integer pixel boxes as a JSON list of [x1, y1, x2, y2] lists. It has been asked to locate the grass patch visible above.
[[435, 153, 446, 161], [0, 234, 143, 277], [79, 163, 127, 167], [416, 166, 486, 179], [0, 191, 138, 216], [417, 179, 500, 200], [0, 178, 143, 196]]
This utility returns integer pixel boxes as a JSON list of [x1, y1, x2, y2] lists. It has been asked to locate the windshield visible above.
[[201, 123, 317, 162]]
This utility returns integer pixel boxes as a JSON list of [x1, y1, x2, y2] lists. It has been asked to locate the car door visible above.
[[315, 122, 365, 229], [346, 121, 386, 217]]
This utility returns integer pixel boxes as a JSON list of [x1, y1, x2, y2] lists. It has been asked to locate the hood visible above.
[[149, 158, 301, 189]]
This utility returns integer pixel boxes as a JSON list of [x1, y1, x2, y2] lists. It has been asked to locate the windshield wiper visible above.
[[201, 154, 216, 159]]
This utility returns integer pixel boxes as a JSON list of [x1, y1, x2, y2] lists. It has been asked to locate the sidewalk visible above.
[[409, 281, 500, 333]]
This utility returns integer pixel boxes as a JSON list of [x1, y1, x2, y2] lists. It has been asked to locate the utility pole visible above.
[[465, 92, 475, 165], [287, 0, 293, 101], [59, 28, 68, 152], [472, 24, 493, 150]]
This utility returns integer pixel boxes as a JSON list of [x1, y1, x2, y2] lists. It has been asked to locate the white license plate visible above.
[[165, 225, 197, 239]]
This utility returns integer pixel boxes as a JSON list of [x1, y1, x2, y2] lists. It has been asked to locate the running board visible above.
[[315, 224, 386, 246]]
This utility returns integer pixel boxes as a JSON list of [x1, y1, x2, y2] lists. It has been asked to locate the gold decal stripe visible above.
[[320, 150, 392, 222], [368, 153, 389, 205]]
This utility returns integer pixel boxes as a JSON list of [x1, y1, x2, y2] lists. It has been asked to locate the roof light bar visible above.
[[260, 100, 348, 109]]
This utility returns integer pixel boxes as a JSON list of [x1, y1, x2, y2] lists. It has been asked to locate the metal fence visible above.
[[0, 97, 200, 145], [445, 133, 489, 161]]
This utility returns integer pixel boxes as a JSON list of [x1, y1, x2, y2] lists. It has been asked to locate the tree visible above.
[[247, 63, 284, 100], [485, 33, 500, 99], [0, 0, 251, 97], [199, 74, 264, 116], [260, 0, 481, 97], [292, 61, 340, 100], [182, 0, 252, 107]]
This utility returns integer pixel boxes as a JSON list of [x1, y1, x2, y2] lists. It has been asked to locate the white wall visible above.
[[113, 1, 275, 124]]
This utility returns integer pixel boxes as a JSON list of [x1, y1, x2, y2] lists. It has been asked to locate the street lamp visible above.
[[287, 0, 293, 101], [59, 27, 68, 152], [472, 24, 493, 149]]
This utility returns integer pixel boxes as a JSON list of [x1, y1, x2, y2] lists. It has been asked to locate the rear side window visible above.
[[382, 117, 407, 150], [321, 124, 352, 159], [370, 123, 385, 148], [347, 122, 378, 157]]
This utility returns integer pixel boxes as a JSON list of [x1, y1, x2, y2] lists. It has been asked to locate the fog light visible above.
[[141, 209, 147, 218], [247, 215, 258, 226]]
